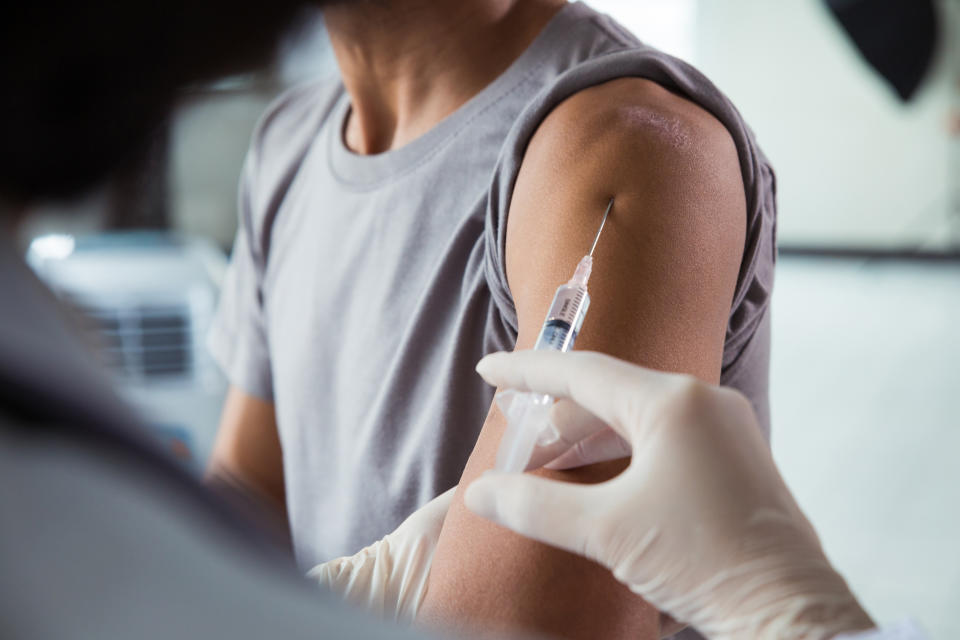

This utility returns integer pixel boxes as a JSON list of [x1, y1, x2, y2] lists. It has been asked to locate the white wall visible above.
[[691, 0, 957, 250], [596, 0, 957, 249], [770, 258, 960, 638], [169, 91, 275, 249]]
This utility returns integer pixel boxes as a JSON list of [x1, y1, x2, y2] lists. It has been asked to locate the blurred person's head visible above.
[[0, 1, 330, 211]]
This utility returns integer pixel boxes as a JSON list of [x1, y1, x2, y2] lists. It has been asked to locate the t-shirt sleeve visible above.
[[205, 80, 341, 403], [207, 153, 274, 402]]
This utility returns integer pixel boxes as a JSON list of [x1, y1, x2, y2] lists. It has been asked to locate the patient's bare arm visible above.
[[418, 78, 747, 639], [206, 387, 290, 547]]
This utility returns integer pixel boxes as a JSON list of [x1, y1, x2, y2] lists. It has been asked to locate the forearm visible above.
[[207, 386, 288, 544], [206, 440, 289, 525], [418, 406, 659, 639], [205, 464, 292, 552]]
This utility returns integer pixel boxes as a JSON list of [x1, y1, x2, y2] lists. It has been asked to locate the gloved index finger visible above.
[[476, 350, 683, 443]]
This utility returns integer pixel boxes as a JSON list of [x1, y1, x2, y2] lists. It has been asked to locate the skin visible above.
[[418, 78, 747, 639], [208, 388, 287, 525], [325, 0, 566, 154], [211, 2, 746, 638]]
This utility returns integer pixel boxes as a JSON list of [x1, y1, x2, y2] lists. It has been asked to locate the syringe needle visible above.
[[589, 198, 614, 257]]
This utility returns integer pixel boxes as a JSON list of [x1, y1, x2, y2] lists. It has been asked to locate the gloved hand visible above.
[[466, 351, 876, 640], [307, 487, 455, 624]]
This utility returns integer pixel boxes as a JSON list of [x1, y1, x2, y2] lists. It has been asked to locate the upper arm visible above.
[[207, 385, 286, 514], [508, 77, 745, 380], [418, 78, 746, 639]]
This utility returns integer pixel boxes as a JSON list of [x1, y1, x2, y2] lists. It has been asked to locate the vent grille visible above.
[[72, 302, 194, 379]]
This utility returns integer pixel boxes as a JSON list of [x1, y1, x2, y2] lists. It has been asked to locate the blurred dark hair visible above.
[[0, 1, 315, 205]]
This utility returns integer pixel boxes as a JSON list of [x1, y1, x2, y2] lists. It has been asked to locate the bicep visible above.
[[419, 80, 746, 639]]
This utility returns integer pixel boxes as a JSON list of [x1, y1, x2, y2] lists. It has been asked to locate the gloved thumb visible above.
[[465, 471, 599, 561]]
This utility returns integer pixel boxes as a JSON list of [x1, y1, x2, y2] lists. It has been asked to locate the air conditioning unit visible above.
[[28, 231, 228, 472]]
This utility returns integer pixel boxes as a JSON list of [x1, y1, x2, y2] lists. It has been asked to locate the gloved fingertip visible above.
[[475, 352, 506, 378], [463, 476, 501, 519], [475, 351, 510, 382]]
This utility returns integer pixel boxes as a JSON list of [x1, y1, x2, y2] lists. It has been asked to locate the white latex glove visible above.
[[466, 351, 876, 640], [307, 487, 455, 624]]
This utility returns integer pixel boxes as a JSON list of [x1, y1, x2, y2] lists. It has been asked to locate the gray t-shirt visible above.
[[209, 0, 777, 569]]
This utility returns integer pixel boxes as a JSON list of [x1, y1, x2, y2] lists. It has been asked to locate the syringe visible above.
[[494, 198, 613, 473]]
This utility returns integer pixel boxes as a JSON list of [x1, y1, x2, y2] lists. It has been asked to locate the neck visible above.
[[325, 0, 566, 154]]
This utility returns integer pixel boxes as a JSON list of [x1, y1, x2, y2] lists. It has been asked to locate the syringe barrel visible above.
[[533, 283, 591, 352], [494, 279, 592, 472]]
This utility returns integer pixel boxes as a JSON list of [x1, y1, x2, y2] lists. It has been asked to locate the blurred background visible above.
[[16, 1, 959, 637]]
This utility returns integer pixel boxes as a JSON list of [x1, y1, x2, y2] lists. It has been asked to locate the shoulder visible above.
[[523, 77, 742, 201], [508, 77, 746, 256]]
